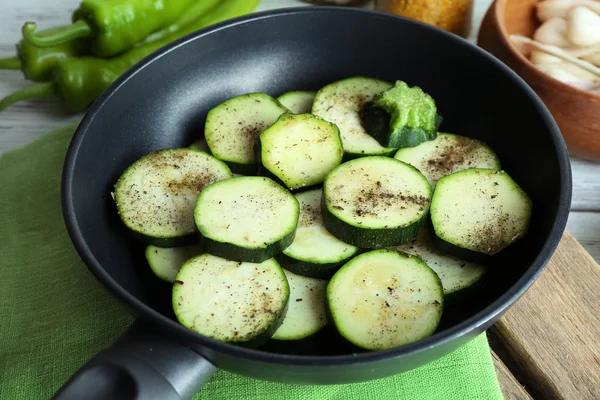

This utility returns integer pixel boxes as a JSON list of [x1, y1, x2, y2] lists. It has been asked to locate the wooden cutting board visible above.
[[489, 232, 600, 399]]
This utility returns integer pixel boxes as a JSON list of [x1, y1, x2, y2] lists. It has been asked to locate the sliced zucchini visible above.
[[389, 229, 486, 296], [272, 269, 328, 341], [394, 133, 501, 189], [327, 249, 444, 350], [188, 137, 211, 153], [114, 148, 232, 247], [322, 156, 432, 248], [204, 93, 288, 174], [361, 80, 441, 149], [257, 113, 344, 190], [173, 254, 289, 347], [312, 77, 396, 158], [430, 169, 532, 256], [276, 189, 359, 279], [145, 244, 203, 283], [277, 91, 316, 114], [194, 176, 299, 263]]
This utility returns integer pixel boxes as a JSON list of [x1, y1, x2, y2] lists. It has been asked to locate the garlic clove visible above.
[[531, 50, 564, 64], [537, 0, 600, 22], [536, 62, 600, 90], [534, 17, 571, 47], [567, 6, 600, 46], [583, 51, 600, 66]]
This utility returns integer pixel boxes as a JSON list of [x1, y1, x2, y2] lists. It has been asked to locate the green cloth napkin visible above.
[[0, 123, 504, 400]]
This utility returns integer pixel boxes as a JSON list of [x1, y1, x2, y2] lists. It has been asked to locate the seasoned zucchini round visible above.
[[194, 176, 299, 263], [327, 249, 444, 350], [430, 169, 532, 256], [173, 254, 289, 347], [114, 148, 232, 247], [258, 113, 343, 190], [322, 156, 432, 248], [312, 77, 395, 158]]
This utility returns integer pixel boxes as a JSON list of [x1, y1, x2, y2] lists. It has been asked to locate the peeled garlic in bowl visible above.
[[511, 0, 600, 95]]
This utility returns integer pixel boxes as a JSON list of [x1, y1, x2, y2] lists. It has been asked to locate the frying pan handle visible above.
[[51, 320, 217, 400]]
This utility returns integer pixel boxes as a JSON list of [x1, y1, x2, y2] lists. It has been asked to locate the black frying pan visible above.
[[56, 7, 572, 400]]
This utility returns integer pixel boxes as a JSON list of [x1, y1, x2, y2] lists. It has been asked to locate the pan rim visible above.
[[61, 6, 572, 368]]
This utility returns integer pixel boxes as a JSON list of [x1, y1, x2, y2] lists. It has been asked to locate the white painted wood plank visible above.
[[571, 158, 600, 211], [566, 212, 600, 262]]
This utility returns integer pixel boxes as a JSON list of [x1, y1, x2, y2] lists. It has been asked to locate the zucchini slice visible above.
[[114, 148, 232, 247], [272, 269, 328, 341], [389, 229, 486, 296], [145, 244, 203, 283], [276, 189, 359, 279], [327, 249, 444, 351], [276, 91, 316, 114], [172, 254, 289, 347], [430, 169, 532, 256], [312, 77, 396, 158], [188, 137, 211, 153], [257, 113, 344, 190], [394, 133, 501, 189], [194, 176, 299, 263], [204, 93, 288, 174], [322, 156, 432, 248], [361, 80, 441, 149]]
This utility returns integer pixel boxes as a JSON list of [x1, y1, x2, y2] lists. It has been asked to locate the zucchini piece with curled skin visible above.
[[322, 156, 432, 248], [312, 76, 396, 159], [361, 80, 442, 149], [194, 176, 299, 263], [113, 148, 232, 247], [276, 90, 316, 114], [430, 169, 532, 259], [327, 249, 444, 351], [173, 254, 289, 348]]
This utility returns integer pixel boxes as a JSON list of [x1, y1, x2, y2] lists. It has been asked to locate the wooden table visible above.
[[1, 1, 599, 399]]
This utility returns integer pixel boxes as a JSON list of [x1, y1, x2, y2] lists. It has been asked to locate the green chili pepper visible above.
[[0, 25, 86, 82], [0, 0, 222, 83], [22, 0, 201, 58], [0, 0, 260, 113]]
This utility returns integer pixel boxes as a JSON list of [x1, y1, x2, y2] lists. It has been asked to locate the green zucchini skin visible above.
[[271, 269, 328, 341], [429, 168, 532, 260], [274, 250, 354, 280], [321, 156, 432, 249], [145, 244, 203, 282], [393, 132, 501, 190], [204, 92, 288, 175], [326, 249, 444, 351], [172, 255, 290, 348], [361, 80, 441, 149], [256, 113, 344, 191], [321, 194, 427, 248], [194, 176, 300, 263], [201, 231, 296, 264], [113, 148, 233, 247], [389, 227, 487, 296], [428, 222, 496, 265], [311, 76, 396, 159]]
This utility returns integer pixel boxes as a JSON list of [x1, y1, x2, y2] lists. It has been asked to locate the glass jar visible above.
[[374, 0, 474, 37]]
